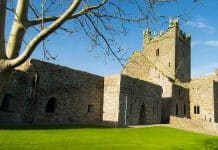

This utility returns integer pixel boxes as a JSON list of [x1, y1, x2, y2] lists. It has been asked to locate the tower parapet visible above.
[[169, 18, 179, 28], [143, 19, 191, 44], [142, 18, 191, 82], [143, 28, 151, 42]]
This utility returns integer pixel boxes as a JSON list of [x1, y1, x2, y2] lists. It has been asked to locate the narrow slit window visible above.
[[156, 49, 159, 56], [176, 103, 178, 115], [184, 104, 186, 115], [197, 106, 200, 114], [194, 106, 197, 114]]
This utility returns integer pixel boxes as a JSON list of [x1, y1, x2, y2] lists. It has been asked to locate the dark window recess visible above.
[[194, 106, 197, 114], [45, 97, 56, 113], [156, 49, 159, 56], [176, 104, 178, 115], [0, 94, 13, 112], [184, 104, 186, 115], [197, 106, 200, 114], [87, 105, 94, 113], [168, 62, 171, 67], [194, 105, 200, 114]]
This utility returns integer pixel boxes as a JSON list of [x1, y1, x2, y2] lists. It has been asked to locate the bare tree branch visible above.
[[5, 0, 29, 59], [85, 14, 124, 66], [9, 0, 82, 68], [27, 0, 107, 27]]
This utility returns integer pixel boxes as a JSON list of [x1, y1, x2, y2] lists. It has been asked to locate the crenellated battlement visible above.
[[143, 19, 191, 43]]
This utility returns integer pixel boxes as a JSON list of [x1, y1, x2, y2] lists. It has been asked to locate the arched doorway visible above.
[[0, 94, 12, 112], [139, 103, 146, 125], [45, 97, 56, 113]]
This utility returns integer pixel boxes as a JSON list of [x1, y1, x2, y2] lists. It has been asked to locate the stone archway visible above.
[[139, 103, 146, 125], [0, 93, 12, 112], [45, 97, 57, 113]]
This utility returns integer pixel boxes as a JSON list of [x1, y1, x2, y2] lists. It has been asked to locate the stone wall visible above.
[[103, 74, 162, 126], [103, 75, 121, 125], [118, 75, 162, 126], [171, 84, 190, 118], [214, 81, 218, 122], [142, 19, 191, 82], [122, 51, 173, 98], [170, 116, 218, 135], [175, 33, 191, 82], [0, 59, 104, 124], [0, 61, 33, 123], [142, 25, 176, 80], [161, 98, 172, 123], [189, 76, 215, 123]]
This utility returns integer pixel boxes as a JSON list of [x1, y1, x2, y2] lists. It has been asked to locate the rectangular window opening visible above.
[[156, 49, 159, 56], [197, 106, 200, 114], [87, 105, 94, 113], [194, 106, 197, 114]]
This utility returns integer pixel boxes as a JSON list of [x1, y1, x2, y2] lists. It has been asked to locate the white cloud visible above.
[[204, 41, 218, 47], [191, 40, 218, 48], [192, 63, 218, 78], [191, 40, 201, 47], [186, 19, 216, 34]]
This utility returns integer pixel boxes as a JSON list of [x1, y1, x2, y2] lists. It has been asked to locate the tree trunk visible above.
[[0, 58, 12, 106], [0, 0, 8, 106], [0, 0, 29, 105]]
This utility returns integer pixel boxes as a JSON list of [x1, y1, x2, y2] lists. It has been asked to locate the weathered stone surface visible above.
[[189, 74, 218, 123], [103, 74, 162, 126], [103, 75, 121, 125], [122, 51, 173, 98], [170, 116, 218, 135], [119, 75, 162, 126], [0, 59, 104, 124], [0, 19, 217, 132]]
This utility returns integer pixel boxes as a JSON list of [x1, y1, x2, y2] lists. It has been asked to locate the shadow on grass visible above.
[[0, 124, 112, 130], [204, 138, 218, 150]]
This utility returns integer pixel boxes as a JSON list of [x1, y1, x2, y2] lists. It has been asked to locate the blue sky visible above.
[[27, 0, 218, 78]]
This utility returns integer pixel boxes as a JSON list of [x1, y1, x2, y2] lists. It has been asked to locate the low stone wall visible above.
[[170, 116, 218, 135]]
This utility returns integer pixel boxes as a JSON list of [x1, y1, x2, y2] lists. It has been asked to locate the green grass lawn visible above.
[[0, 125, 217, 150]]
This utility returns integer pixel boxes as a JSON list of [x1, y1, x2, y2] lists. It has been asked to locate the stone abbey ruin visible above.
[[0, 19, 218, 133]]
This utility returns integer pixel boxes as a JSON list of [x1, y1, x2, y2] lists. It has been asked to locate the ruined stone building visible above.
[[0, 20, 218, 129]]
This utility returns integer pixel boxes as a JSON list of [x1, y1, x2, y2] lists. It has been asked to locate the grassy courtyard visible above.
[[0, 125, 217, 150]]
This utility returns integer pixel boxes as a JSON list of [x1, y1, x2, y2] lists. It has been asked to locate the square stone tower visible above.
[[142, 19, 191, 82]]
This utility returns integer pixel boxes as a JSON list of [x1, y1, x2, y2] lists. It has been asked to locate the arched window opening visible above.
[[139, 103, 146, 125], [0, 94, 13, 112], [45, 97, 56, 113]]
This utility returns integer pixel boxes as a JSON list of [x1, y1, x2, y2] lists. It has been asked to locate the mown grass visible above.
[[0, 125, 217, 150]]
